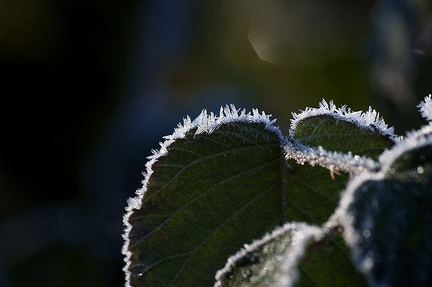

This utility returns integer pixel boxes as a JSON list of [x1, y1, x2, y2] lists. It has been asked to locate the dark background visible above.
[[0, 0, 431, 286]]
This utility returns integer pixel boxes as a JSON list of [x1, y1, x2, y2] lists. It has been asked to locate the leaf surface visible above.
[[284, 100, 397, 225], [123, 102, 398, 287], [292, 115, 395, 159], [124, 117, 285, 287]]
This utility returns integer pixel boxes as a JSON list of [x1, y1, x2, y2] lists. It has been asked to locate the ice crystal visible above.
[[418, 94, 432, 121]]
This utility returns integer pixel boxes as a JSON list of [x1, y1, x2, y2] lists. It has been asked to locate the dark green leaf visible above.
[[296, 227, 368, 287], [292, 115, 395, 160], [284, 103, 397, 225], [124, 120, 284, 287], [123, 102, 399, 287], [341, 140, 432, 287]]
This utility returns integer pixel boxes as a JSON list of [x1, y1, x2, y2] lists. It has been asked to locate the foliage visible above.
[[122, 96, 432, 287]]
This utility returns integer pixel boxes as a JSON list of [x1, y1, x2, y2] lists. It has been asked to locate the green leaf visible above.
[[122, 101, 398, 286], [214, 223, 367, 287], [282, 162, 350, 225], [292, 115, 395, 159], [123, 110, 285, 287], [290, 100, 397, 160], [283, 100, 397, 225], [296, 226, 368, 287], [337, 136, 432, 287]]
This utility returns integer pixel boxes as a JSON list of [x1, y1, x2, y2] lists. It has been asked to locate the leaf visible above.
[[290, 99, 397, 160], [214, 223, 368, 287], [336, 134, 432, 287], [123, 107, 286, 287], [296, 226, 368, 287], [122, 101, 398, 286], [282, 99, 397, 225]]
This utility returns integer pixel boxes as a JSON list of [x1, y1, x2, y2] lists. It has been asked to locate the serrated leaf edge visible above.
[[122, 105, 285, 287]]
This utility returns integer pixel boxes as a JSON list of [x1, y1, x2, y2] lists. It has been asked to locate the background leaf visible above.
[[341, 140, 432, 287]]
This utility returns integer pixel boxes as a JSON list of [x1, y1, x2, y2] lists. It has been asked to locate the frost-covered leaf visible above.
[[290, 99, 398, 159], [214, 223, 367, 287], [336, 134, 432, 287], [281, 100, 397, 225], [122, 101, 399, 287], [123, 107, 285, 287]]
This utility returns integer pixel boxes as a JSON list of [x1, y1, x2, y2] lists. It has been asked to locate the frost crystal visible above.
[[122, 105, 283, 287], [418, 94, 432, 121], [284, 139, 380, 174], [290, 99, 398, 141]]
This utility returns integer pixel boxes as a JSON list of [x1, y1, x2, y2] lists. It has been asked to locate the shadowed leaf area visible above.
[[284, 163, 348, 225], [348, 144, 432, 287], [296, 230, 368, 287]]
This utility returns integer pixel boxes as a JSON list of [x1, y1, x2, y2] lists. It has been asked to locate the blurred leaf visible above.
[[342, 141, 432, 286]]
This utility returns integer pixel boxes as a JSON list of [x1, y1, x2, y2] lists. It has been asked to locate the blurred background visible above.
[[0, 0, 431, 286]]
